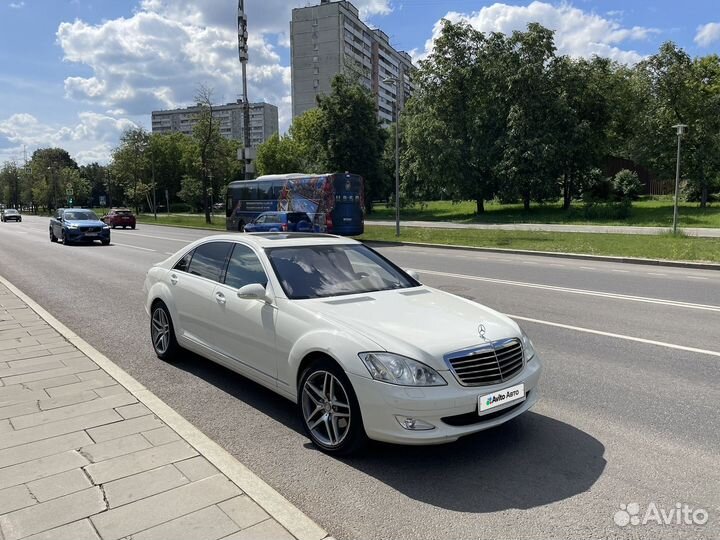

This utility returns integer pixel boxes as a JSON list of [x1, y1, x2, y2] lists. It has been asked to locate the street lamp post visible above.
[[383, 76, 401, 237], [672, 124, 687, 235]]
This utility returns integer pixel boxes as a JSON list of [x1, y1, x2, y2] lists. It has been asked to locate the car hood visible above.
[[65, 220, 106, 227], [301, 286, 521, 371]]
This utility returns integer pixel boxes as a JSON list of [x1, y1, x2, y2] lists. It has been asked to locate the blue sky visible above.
[[1, 0, 719, 164]]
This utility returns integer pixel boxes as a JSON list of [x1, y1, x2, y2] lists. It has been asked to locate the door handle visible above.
[[215, 292, 226, 305], [169, 273, 178, 285]]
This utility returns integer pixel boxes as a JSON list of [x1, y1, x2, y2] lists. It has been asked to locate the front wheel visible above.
[[150, 302, 180, 361], [238, 221, 245, 232], [101, 239, 110, 245], [49, 228, 57, 242], [299, 359, 367, 455], [61, 230, 71, 245]]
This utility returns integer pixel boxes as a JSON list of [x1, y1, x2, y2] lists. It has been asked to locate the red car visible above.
[[102, 207, 136, 229]]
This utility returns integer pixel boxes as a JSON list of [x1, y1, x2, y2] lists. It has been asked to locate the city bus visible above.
[[225, 173, 365, 236]]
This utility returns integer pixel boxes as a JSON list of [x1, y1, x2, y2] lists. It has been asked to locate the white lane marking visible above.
[[112, 242, 156, 252], [522, 261, 538, 265], [112, 231, 194, 243], [687, 276, 708, 280], [647, 272, 666, 276], [510, 314, 720, 358], [612, 269, 629, 273], [417, 268, 720, 313], [579, 266, 595, 270]]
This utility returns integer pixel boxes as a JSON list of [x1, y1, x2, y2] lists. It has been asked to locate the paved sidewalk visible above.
[[368, 219, 720, 237], [0, 280, 328, 540]]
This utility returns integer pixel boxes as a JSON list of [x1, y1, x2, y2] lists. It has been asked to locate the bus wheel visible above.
[[238, 221, 245, 232]]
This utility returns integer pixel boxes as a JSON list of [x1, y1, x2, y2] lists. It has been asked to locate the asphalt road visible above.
[[1, 215, 718, 540]]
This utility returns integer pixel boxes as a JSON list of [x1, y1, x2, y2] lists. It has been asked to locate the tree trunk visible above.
[[523, 192, 530, 211], [562, 172, 571, 210], [701, 184, 708, 209], [476, 197, 484, 214], [201, 163, 210, 224]]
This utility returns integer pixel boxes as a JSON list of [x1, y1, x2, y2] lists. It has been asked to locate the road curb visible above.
[[0, 273, 329, 540], [363, 240, 720, 271]]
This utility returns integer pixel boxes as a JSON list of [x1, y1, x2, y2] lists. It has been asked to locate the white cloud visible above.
[[413, 1, 655, 65], [8, 1, 25, 8], [56, 0, 392, 136], [695, 22, 720, 47], [0, 112, 136, 165]]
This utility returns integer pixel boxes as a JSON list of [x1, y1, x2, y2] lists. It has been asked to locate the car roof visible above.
[[199, 232, 360, 248]]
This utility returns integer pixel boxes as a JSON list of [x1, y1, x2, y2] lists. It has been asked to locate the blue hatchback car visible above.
[[244, 212, 315, 233]]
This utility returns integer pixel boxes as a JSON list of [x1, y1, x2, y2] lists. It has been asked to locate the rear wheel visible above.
[[131, 224, 135, 230], [101, 239, 110, 245], [299, 358, 367, 455], [151, 302, 179, 361], [238, 220, 245, 232]]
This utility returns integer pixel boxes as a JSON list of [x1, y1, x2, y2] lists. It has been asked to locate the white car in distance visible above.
[[144, 233, 543, 455]]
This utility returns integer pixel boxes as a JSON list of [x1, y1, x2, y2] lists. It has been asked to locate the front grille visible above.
[[81, 227, 100, 232], [446, 338, 524, 386]]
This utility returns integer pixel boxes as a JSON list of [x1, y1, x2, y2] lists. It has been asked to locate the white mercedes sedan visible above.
[[144, 233, 543, 455]]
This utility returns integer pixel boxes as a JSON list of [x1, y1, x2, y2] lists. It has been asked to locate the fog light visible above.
[[395, 416, 435, 431]]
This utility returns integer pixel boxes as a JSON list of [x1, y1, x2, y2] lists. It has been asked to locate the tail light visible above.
[[325, 215, 333, 232], [281, 223, 288, 232]]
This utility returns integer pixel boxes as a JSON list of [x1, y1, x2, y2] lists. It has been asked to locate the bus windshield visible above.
[[226, 173, 364, 236]]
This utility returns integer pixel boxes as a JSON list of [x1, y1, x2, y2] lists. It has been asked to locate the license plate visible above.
[[85, 232, 98, 237], [479, 383, 525, 413]]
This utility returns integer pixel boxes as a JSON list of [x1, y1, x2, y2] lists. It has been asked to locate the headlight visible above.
[[103, 225, 110, 229], [359, 352, 446, 386], [521, 330, 536, 362], [66, 224, 78, 229]]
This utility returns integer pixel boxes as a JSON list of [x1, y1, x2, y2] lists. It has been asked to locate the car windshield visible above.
[[64, 211, 98, 221], [5, 209, 18, 214], [266, 244, 418, 299]]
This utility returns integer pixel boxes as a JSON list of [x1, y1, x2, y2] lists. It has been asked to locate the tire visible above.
[[298, 358, 368, 456], [238, 221, 245, 232], [61, 230, 71, 245], [150, 301, 180, 361], [111, 224, 116, 229], [101, 239, 110, 245], [131, 225, 135, 230], [49, 228, 58, 243]]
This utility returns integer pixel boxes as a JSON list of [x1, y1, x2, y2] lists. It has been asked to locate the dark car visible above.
[[1, 208, 21, 222], [102, 207, 136, 229], [49, 208, 110, 245], [243, 211, 315, 233]]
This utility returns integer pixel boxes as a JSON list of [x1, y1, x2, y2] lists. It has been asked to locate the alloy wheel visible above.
[[151, 307, 170, 355], [301, 370, 352, 448]]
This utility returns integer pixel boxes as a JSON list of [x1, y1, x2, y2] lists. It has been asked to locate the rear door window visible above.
[[187, 242, 232, 282]]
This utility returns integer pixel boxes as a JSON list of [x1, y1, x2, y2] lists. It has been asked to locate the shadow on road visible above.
[[170, 351, 605, 514]]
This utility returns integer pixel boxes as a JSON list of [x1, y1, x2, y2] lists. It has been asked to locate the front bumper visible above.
[[348, 354, 543, 445], [65, 228, 110, 241]]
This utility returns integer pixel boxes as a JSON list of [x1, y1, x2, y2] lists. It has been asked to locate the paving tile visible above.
[[1, 364, 99, 386], [131, 504, 238, 540], [0, 400, 40, 420], [0, 336, 40, 351], [86, 414, 163, 443], [220, 519, 294, 540], [218, 495, 269, 530], [7, 356, 67, 370], [24, 374, 81, 391], [0, 360, 65, 380], [94, 385, 128, 398], [0, 431, 92, 469], [85, 439, 198, 484], [27, 468, 92, 502], [174, 456, 219, 482], [141, 426, 180, 446], [11, 392, 136, 430], [115, 402, 151, 419], [0, 450, 88, 490], [0, 322, 21, 331], [0, 487, 105, 540], [0, 484, 36, 514], [0, 418, 13, 433], [0, 409, 122, 450], [90, 474, 240, 540], [45, 375, 116, 397], [0, 388, 49, 408], [0, 346, 55, 362], [26, 329, 59, 338], [103, 463, 190, 508], [0, 328, 32, 340], [38, 390, 98, 411], [47, 345, 76, 355], [21, 520, 99, 540], [79, 433, 152, 463]]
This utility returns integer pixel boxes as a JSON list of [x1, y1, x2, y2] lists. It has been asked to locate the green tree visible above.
[[317, 74, 387, 209], [256, 133, 303, 175], [192, 85, 223, 224], [111, 127, 150, 212]]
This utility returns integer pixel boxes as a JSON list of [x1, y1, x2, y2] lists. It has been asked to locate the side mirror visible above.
[[404, 268, 421, 282], [237, 283, 270, 302]]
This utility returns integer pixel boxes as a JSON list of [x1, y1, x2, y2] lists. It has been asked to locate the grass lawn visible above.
[[368, 198, 720, 228], [359, 225, 720, 263], [135, 213, 227, 230]]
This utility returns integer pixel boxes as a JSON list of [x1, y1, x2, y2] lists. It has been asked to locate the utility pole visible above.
[[672, 124, 687, 235], [238, 1, 254, 180]]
